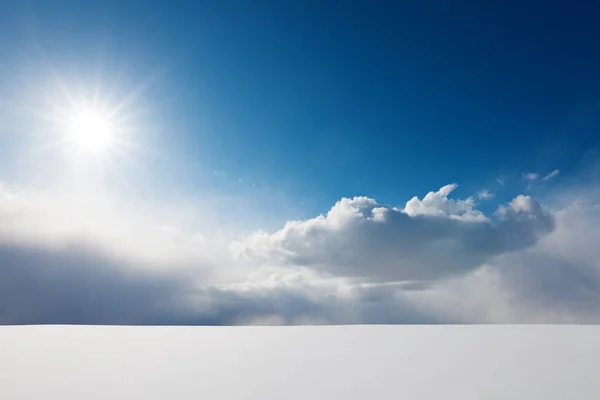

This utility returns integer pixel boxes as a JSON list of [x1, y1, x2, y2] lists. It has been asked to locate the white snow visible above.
[[1, 325, 599, 399]]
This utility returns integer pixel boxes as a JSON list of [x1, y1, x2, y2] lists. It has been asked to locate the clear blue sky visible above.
[[2, 0, 600, 215]]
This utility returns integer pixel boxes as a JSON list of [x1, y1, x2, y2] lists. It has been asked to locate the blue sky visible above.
[[1, 1, 600, 324], [3, 0, 599, 213]]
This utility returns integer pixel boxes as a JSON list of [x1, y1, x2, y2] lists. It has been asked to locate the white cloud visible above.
[[542, 169, 560, 181], [403, 184, 485, 221], [476, 189, 494, 200], [236, 186, 554, 282]]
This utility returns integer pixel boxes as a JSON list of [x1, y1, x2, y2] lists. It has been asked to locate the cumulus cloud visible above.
[[236, 186, 555, 282], [542, 169, 560, 181], [403, 184, 485, 221]]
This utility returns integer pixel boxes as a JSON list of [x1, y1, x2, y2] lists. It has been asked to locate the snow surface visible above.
[[1, 325, 599, 399]]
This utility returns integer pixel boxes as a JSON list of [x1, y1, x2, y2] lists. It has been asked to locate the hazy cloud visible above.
[[415, 201, 600, 323], [476, 189, 494, 200], [0, 241, 436, 325], [0, 242, 199, 325], [522, 172, 540, 183], [3, 180, 600, 325], [542, 169, 560, 181]]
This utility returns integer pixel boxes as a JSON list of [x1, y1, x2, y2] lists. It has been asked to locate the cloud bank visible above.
[[1, 181, 599, 324]]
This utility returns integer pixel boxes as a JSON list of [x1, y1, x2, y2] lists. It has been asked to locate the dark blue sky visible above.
[[2, 0, 600, 214]]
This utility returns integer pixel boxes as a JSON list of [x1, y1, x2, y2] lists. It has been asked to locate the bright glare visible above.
[[67, 109, 114, 152]]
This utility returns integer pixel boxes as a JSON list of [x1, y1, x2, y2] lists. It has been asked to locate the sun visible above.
[[66, 109, 114, 152], [39, 77, 145, 165]]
